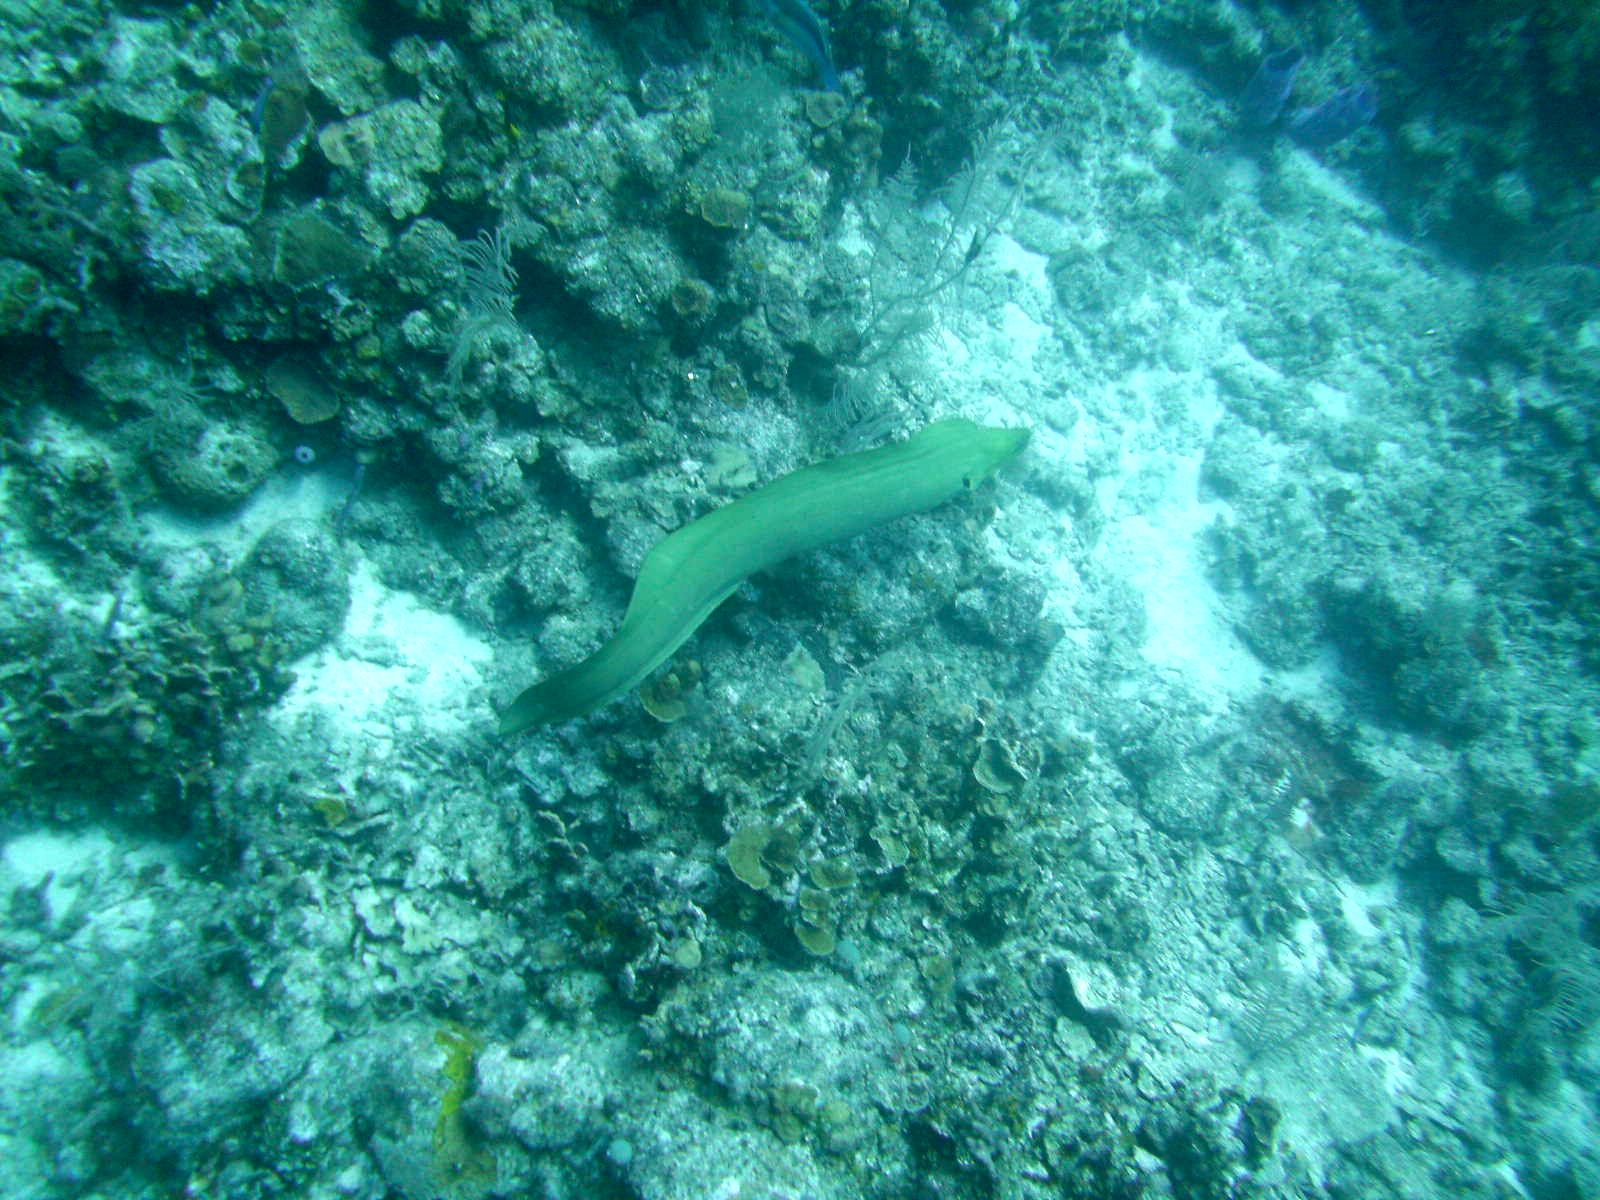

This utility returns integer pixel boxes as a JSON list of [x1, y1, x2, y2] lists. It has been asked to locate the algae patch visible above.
[[432, 1026, 496, 1194]]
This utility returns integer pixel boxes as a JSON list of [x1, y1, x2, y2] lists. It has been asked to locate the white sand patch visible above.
[[1087, 366, 1262, 703], [1338, 877, 1397, 939], [934, 324, 972, 370], [987, 231, 1052, 302], [271, 559, 491, 740], [1306, 380, 1354, 421], [999, 301, 1051, 362], [0, 829, 120, 925], [1110, 476, 1261, 700], [0, 829, 178, 931], [931, 234, 1057, 427]]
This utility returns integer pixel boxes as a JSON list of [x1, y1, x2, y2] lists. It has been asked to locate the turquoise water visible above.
[[2, 1, 1598, 1197]]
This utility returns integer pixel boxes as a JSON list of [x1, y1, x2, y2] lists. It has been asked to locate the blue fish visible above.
[[757, 0, 840, 91], [1288, 84, 1378, 148], [1239, 48, 1304, 127]]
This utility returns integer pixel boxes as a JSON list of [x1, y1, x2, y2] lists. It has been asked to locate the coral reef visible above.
[[3, 0, 1600, 1197]]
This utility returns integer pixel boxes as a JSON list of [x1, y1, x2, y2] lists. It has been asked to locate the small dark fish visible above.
[[1239, 48, 1303, 127], [1287, 83, 1378, 149], [756, 0, 840, 91]]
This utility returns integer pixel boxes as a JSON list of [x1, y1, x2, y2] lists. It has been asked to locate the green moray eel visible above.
[[498, 418, 1030, 734]]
